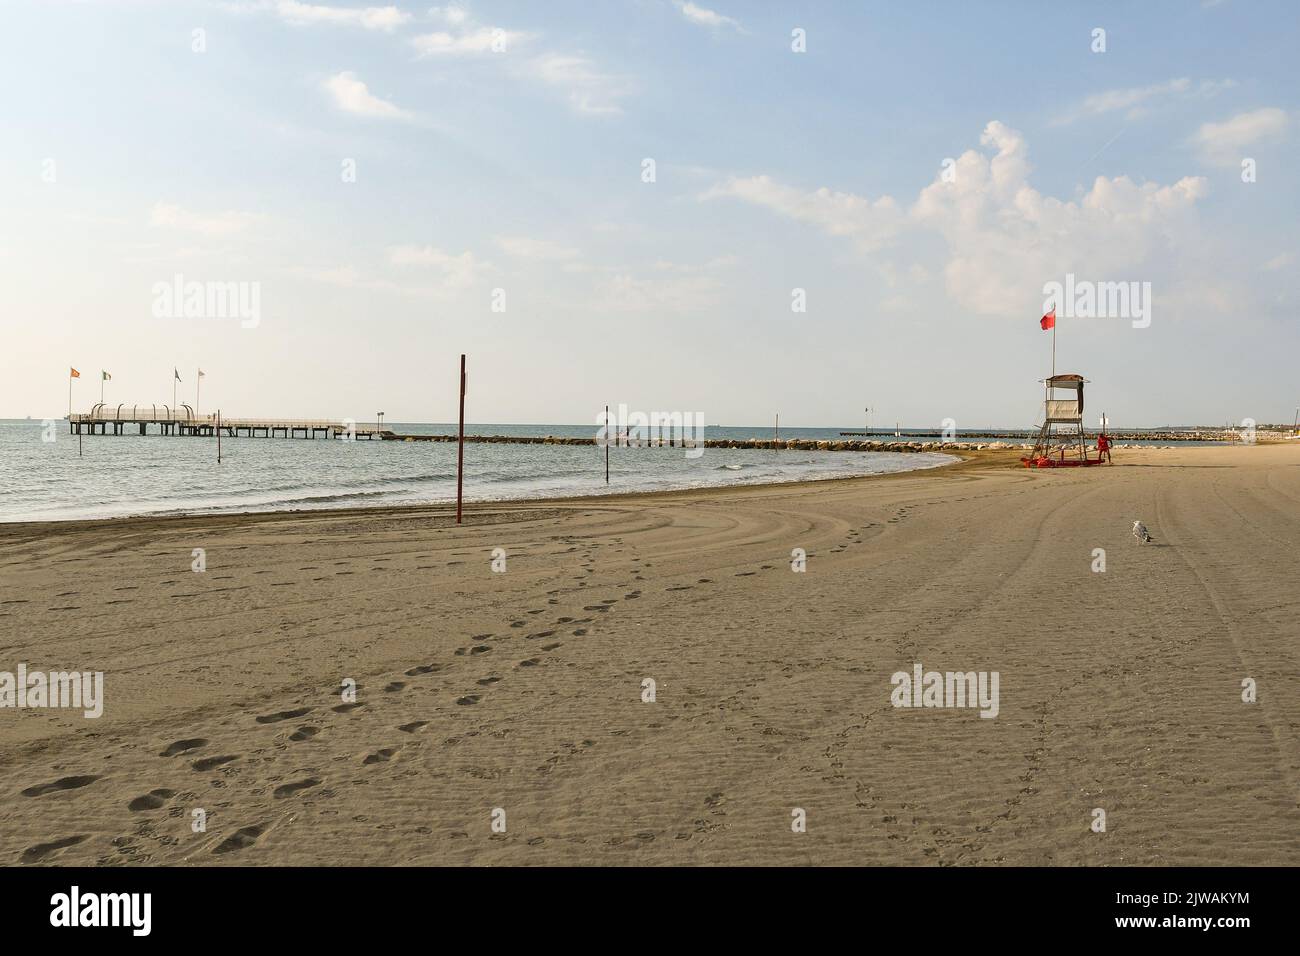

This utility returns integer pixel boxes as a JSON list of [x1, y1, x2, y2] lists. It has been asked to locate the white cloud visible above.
[[528, 54, 630, 115], [261, 1, 411, 31], [1193, 107, 1289, 166], [322, 71, 412, 120], [149, 202, 261, 237], [496, 237, 581, 262], [413, 6, 529, 55], [675, 2, 742, 31], [388, 245, 483, 291], [701, 175, 902, 251], [592, 272, 723, 314], [1052, 77, 1235, 126], [707, 120, 1212, 317]]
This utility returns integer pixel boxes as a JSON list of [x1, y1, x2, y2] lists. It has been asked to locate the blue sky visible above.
[[1, 0, 1296, 426]]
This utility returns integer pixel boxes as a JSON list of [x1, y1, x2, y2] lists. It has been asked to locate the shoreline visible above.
[[0, 449, 971, 531]]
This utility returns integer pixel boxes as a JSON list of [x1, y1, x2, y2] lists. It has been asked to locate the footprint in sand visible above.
[[273, 778, 321, 799], [456, 695, 481, 705], [21, 835, 88, 863], [734, 571, 756, 577], [192, 755, 238, 771], [540, 642, 563, 651], [128, 788, 177, 812], [572, 628, 588, 636], [333, 703, 364, 714], [517, 658, 540, 668], [213, 825, 265, 854], [525, 630, 555, 640], [384, 681, 406, 692], [398, 721, 427, 733], [405, 664, 443, 676], [255, 707, 312, 724], [583, 605, 611, 612], [477, 676, 501, 686], [160, 738, 207, 757], [363, 748, 398, 765], [22, 775, 99, 798], [289, 726, 319, 742]]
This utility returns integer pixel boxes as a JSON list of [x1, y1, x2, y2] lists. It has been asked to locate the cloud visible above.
[[241, 1, 411, 31], [388, 244, 483, 291], [1192, 107, 1289, 166], [528, 54, 630, 115], [706, 120, 1212, 317], [592, 272, 724, 314], [701, 176, 902, 251], [323, 71, 412, 120], [149, 202, 262, 237], [496, 237, 581, 262], [675, 2, 742, 31], [1052, 77, 1235, 125], [412, 6, 530, 55]]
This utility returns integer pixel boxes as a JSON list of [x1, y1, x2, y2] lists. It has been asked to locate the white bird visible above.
[[1132, 520, 1153, 544]]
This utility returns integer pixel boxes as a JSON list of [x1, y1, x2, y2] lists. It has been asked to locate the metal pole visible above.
[[196, 371, 200, 414], [605, 404, 610, 484], [775, 413, 779, 448], [217, 410, 222, 462], [456, 354, 466, 524]]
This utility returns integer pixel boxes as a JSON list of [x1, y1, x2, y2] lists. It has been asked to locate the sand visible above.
[[1, 444, 1297, 866]]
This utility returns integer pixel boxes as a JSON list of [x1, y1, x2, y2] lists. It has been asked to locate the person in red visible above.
[[1097, 432, 1112, 463]]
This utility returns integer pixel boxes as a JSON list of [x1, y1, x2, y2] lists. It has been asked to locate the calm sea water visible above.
[[0, 420, 960, 523]]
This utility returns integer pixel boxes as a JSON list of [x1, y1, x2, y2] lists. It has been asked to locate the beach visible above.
[[1, 442, 1297, 866]]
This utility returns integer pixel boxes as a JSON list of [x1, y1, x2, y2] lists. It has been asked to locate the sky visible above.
[[1, 0, 1296, 427]]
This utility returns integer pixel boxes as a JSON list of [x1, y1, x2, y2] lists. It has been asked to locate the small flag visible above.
[[198, 369, 206, 378], [102, 370, 111, 381], [1040, 307, 1056, 331], [70, 367, 80, 378], [174, 368, 182, 382]]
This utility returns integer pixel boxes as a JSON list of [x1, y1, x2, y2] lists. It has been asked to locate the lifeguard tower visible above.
[[1023, 373, 1104, 467]]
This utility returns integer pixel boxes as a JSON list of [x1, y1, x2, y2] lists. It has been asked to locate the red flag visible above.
[[1040, 307, 1056, 331]]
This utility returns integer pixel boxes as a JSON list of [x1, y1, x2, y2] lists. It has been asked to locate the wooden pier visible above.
[[69, 405, 392, 440]]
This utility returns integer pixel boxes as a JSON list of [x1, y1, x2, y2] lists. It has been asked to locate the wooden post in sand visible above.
[[456, 354, 466, 524], [217, 410, 222, 463], [775, 414, 779, 449]]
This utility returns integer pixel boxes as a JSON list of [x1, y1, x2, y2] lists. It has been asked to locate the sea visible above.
[[0, 420, 961, 523]]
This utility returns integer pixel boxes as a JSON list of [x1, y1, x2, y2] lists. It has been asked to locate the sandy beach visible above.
[[1, 443, 1297, 866]]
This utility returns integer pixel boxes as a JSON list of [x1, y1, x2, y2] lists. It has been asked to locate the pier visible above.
[[68, 405, 392, 440]]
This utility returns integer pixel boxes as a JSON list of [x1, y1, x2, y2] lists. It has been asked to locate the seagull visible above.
[[1132, 520, 1153, 544]]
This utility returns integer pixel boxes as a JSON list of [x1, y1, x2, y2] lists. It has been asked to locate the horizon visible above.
[[2, 1, 1296, 426]]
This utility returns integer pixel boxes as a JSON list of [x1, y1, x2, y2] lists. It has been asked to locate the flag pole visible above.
[[68, 373, 72, 419], [605, 404, 610, 485], [196, 369, 200, 414], [1052, 318, 1057, 379]]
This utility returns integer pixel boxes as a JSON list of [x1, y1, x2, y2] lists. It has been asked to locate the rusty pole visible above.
[[456, 354, 466, 524]]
